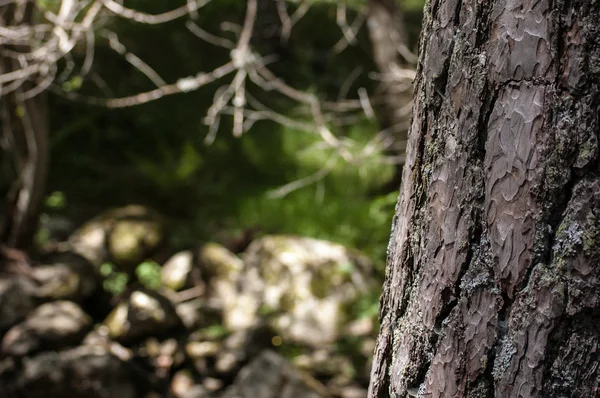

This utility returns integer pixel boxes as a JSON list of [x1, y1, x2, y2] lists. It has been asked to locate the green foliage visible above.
[[136, 260, 162, 290], [45, 191, 67, 209], [61, 76, 83, 92], [100, 262, 130, 296], [353, 290, 381, 320], [403, 0, 427, 11], [196, 324, 229, 340], [36, 0, 59, 12]]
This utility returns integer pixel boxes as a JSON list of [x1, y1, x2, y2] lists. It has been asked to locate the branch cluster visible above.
[[1, 0, 416, 196]]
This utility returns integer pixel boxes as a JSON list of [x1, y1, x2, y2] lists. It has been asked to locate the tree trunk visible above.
[[369, 0, 600, 397], [0, 3, 50, 250], [366, 0, 414, 192]]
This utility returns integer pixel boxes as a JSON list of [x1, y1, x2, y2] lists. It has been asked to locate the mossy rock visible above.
[[224, 235, 376, 347], [32, 251, 100, 302], [69, 205, 165, 272], [103, 289, 181, 343]]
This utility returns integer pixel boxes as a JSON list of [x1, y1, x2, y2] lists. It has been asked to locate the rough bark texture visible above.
[[369, 0, 600, 397]]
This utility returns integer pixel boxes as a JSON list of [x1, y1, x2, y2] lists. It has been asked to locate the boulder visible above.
[[161, 243, 243, 297], [198, 242, 244, 278], [138, 337, 185, 374], [0, 275, 36, 333], [220, 350, 330, 398], [171, 369, 208, 398], [31, 251, 99, 301], [224, 235, 375, 347], [68, 205, 164, 271], [185, 323, 275, 377], [1, 301, 92, 357], [175, 298, 221, 330], [214, 324, 276, 375], [9, 345, 139, 398], [103, 289, 181, 342], [161, 250, 195, 291]]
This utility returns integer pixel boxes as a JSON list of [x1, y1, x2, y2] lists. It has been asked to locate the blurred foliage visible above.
[[136, 261, 163, 290], [100, 263, 130, 295], [42, 0, 425, 279]]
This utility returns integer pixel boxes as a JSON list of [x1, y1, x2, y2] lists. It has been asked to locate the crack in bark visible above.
[[474, 3, 493, 49]]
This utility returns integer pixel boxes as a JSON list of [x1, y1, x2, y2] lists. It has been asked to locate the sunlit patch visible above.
[[272, 335, 283, 346]]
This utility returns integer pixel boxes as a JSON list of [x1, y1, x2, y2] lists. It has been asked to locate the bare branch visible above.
[[186, 20, 235, 49], [237, 0, 257, 52], [52, 61, 237, 108], [267, 155, 338, 199], [337, 66, 363, 100], [103, 30, 166, 87], [99, 0, 212, 25], [276, 0, 311, 43], [358, 87, 375, 119]]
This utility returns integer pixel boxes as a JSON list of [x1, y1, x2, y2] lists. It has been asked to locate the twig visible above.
[[267, 155, 339, 199], [99, 0, 212, 25], [186, 20, 235, 49]]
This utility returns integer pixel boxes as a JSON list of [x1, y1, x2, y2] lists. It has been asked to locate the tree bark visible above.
[[369, 0, 600, 397]]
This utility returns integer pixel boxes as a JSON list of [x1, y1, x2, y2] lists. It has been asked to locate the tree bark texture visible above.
[[369, 0, 600, 397], [0, 4, 50, 249]]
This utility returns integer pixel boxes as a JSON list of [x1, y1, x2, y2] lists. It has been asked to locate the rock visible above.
[[171, 368, 197, 397], [11, 345, 139, 398], [170, 369, 211, 398], [160, 241, 243, 294], [225, 235, 375, 347], [68, 205, 164, 270], [181, 385, 210, 398], [199, 242, 244, 278], [186, 340, 220, 375], [83, 325, 133, 361], [1, 301, 92, 357], [215, 324, 276, 375], [109, 218, 163, 267], [161, 250, 195, 291], [294, 349, 357, 382], [220, 350, 330, 398], [186, 340, 221, 359], [331, 385, 368, 398], [0, 275, 36, 333], [31, 251, 99, 301], [138, 337, 185, 374], [184, 323, 275, 377], [199, 243, 243, 302], [103, 289, 181, 342], [175, 298, 221, 330], [161, 243, 243, 313], [202, 377, 223, 391]]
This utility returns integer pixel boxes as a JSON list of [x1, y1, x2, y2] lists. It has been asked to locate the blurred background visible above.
[[0, 1, 426, 397]]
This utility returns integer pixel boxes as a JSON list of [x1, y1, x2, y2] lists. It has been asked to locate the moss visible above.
[[582, 211, 599, 256], [575, 138, 598, 167]]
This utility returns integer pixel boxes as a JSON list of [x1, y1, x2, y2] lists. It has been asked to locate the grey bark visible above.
[[369, 0, 600, 397]]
